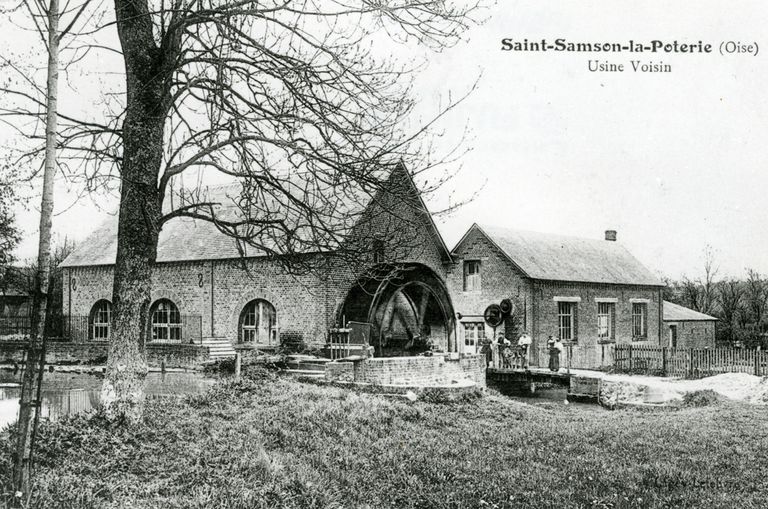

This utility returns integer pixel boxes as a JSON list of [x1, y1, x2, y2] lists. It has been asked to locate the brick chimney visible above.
[[605, 230, 617, 242]]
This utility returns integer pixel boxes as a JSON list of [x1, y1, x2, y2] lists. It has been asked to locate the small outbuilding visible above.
[[662, 301, 717, 349]]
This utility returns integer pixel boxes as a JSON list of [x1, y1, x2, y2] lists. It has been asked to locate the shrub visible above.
[[203, 356, 236, 374], [419, 387, 483, 404], [682, 390, 726, 407]]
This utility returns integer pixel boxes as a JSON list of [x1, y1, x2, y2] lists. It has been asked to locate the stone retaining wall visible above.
[[325, 353, 486, 388]]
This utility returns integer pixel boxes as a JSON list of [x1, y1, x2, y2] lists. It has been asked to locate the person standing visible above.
[[547, 335, 557, 372], [480, 334, 493, 368], [517, 330, 532, 369], [549, 336, 564, 372]]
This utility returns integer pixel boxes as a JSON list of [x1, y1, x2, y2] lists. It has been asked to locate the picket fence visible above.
[[614, 344, 768, 379]]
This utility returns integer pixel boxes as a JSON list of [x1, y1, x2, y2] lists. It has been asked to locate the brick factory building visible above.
[[60, 169, 667, 368], [662, 301, 717, 349], [60, 165, 458, 358], [448, 224, 665, 367]]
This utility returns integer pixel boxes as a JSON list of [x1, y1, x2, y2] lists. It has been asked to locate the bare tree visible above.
[[745, 269, 768, 328], [717, 279, 744, 342], [679, 277, 701, 311], [0, 0, 95, 497], [698, 245, 719, 315], [104, 1, 482, 422], [1, 1, 484, 422]]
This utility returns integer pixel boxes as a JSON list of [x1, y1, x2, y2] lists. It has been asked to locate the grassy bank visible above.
[[1, 370, 767, 508]]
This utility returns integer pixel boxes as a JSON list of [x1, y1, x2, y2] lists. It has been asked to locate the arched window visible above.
[[150, 299, 181, 342], [239, 299, 278, 345], [89, 300, 112, 341]]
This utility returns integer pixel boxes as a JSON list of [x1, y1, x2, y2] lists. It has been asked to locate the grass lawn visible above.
[[1, 370, 767, 508]]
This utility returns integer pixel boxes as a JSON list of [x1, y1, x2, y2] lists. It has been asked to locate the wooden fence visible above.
[[614, 344, 768, 378]]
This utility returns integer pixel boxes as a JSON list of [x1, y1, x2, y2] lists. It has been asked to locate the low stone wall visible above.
[[326, 353, 486, 388], [0, 341, 208, 368]]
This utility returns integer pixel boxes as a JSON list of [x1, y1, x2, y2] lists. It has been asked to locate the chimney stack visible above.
[[605, 230, 617, 242]]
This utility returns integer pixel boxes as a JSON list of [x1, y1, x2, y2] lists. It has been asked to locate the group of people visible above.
[[480, 330, 564, 372]]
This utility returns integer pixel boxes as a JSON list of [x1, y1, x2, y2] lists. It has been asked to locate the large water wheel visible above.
[[339, 263, 455, 356]]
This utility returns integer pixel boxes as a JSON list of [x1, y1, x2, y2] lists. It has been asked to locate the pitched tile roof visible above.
[[61, 164, 452, 267], [460, 224, 664, 286], [663, 301, 718, 321], [61, 182, 369, 267]]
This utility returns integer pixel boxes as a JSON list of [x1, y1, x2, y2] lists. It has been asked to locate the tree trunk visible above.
[[14, 0, 59, 497], [100, 0, 166, 423]]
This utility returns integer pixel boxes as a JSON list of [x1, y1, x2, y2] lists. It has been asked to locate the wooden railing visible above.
[[490, 345, 529, 370], [614, 344, 768, 378], [327, 328, 353, 360]]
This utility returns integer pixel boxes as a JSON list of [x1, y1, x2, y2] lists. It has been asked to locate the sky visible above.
[[4, 0, 767, 280]]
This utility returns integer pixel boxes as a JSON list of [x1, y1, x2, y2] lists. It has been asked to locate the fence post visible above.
[[690, 350, 695, 378], [755, 351, 760, 377], [662, 347, 667, 376]]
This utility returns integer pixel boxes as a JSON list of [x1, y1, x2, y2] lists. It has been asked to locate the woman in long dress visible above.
[[547, 335, 558, 372]]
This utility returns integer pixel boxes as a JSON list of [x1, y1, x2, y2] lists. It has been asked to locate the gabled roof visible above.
[[61, 164, 451, 267], [454, 224, 663, 287], [663, 301, 718, 322]]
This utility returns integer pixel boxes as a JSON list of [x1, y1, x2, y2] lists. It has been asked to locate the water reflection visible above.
[[0, 371, 218, 428]]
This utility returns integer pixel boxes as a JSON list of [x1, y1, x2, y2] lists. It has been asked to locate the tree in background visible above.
[[664, 249, 768, 348], [698, 245, 719, 316], [678, 277, 702, 312], [0, 186, 21, 278], [745, 269, 768, 329], [716, 279, 744, 342]]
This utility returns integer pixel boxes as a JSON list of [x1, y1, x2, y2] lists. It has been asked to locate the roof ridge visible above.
[[477, 223, 621, 244], [461, 223, 663, 287]]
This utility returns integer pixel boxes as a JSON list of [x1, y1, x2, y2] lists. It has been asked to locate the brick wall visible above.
[[61, 181, 452, 351], [530, 281, 663, 366], [447, 227, 533, 352], [663, 320, 716, 349], [446, 227, 664, 367], [0, 341, 207, 368], [531, 281, 662, 344]]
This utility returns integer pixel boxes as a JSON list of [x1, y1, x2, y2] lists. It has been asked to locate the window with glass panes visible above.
[[463, 260, 481, 291], [239, 299, 277, 344], [89, 300, 112, 341], [558, 301, 576, 341], [632, 303, 648, 338], [463, 322, 485, 350], [150, 299, 182, 341], [597, 302, 615, 341]]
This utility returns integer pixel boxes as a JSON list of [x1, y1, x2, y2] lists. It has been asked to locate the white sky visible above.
[[4, 0, 767, 280]]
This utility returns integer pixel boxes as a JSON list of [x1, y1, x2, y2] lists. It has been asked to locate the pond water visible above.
[[496, 385, 604, 410], [0, 370, 219, 429]]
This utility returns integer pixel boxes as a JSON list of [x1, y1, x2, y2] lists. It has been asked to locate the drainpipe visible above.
[[210, 261, 215, 338], [67, 269, 71, 337], [658, 288, 663, 346]]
